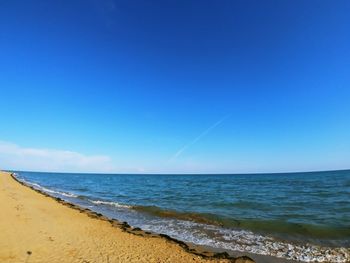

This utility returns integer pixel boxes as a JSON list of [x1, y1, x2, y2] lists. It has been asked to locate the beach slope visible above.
[[0, 171, 252, 263]]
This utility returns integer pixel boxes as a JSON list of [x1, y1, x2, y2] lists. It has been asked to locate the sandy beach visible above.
[[0, 171, 253, 263]]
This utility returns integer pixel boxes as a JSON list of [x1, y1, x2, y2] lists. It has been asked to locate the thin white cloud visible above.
[[168, 115, 230, 162], [0, 141, 115, 173]]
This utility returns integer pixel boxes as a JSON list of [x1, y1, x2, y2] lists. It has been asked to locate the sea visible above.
[[13, 170, 350, 262]]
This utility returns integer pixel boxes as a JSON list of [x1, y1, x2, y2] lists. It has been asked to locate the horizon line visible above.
[[5, 168, 350, 176]]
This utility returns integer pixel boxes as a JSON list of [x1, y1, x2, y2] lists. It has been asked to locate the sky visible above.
[[0, 0, 349, 173]]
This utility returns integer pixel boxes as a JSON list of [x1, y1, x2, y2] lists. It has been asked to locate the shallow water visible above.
[[13, 170, 350, 262]]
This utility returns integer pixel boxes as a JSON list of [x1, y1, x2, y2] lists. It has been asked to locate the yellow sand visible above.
[[0, 171, 252, 263]]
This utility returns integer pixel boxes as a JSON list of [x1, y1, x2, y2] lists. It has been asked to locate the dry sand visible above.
[[0, 171, 253, 263]]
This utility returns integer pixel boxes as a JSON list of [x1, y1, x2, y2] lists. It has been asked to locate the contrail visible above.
[[168, 115, 230, 162]]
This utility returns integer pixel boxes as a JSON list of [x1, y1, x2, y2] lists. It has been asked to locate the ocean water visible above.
[[13, 170, 350, 262]]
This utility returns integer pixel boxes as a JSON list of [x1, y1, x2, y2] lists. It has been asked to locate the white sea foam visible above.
[[89, 199, 131, 209], [18, 177, 78, 198], [40, 187, 78, 198], [139, 219, 350, 263]]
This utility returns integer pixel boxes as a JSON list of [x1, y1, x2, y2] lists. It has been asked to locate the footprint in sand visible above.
[[14, 204, 23, 211]]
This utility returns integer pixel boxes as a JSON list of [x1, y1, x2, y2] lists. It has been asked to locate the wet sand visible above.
[[0, 171, 254, 263]]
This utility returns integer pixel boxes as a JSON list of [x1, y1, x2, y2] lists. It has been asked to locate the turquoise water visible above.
[[14, 170, 350, 262]]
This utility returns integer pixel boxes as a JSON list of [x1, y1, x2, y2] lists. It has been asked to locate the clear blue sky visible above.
[[0, 0, 349, 173]]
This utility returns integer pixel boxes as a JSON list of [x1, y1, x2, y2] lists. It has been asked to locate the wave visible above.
[[132, 205, 225, 226], [131, 205, 350, 242], [132, 210, 350, 262], [13, 174, 131, 209], [15, 176, 78, 198], [88, 199, 131, 209]]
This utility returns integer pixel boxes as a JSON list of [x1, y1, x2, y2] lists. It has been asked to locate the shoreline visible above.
[[6, 170, 350, 263], [1, 170, 254, 263]]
